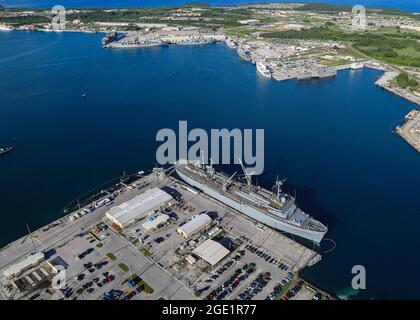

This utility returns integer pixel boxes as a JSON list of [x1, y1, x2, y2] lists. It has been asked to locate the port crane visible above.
[[239, 158, 254, 190], [222, 172, 237, 191]]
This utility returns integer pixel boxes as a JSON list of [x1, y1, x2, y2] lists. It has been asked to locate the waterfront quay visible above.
[[103, 27, 369, 83], [103, 28, 225, 48], [396, 109, 420, 153], [374, 71, 420, 152], [375, 71, 420, 106], [226, 36, 368, 81], [0, 169, 327, 300]]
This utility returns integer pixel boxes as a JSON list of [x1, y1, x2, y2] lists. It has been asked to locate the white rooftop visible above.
[[177, 214, 211, 237], [3, 252, 45, 278], [193, 239, 230, 266], [107, 188, 172, 227]]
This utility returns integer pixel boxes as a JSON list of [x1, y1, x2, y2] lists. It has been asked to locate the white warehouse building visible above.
[[106, 187, 173, 228], [177, 214, 212, 239], [193, 239, 230, 266]]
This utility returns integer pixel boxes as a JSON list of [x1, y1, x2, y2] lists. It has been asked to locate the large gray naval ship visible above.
[[175, 160, 328, 243]]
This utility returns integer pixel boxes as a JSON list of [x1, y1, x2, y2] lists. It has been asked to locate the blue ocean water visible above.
[[0, 31, 420, 299], [0, 0, 419, 12]]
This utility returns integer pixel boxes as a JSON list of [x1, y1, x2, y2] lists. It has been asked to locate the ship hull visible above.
[[237, 48, 251, 62], [176, 168, 326, 243], [257, 68, 271, 78], [256, 63, 272, 78]]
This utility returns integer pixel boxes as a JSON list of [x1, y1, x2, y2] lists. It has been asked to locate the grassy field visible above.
[[224, 26, 256, 38], [139, 247, 151, 257], [294, 2, 416, 17], [397, 47, 420, 59], [1, 5, 255, 29]]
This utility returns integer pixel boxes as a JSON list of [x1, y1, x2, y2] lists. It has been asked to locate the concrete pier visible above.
[[396, 109, 420, 153], [375, 71, 420, 106]]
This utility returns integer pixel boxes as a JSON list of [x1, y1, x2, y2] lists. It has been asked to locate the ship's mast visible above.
[[274, 176, 286, 202], [239, 158, 253, 190], [200, 150, 206, 170], [26, 223, 38, 254], [223, 172, 237, 191], [207, 157, 215, 176], [153, 164, 163, 184]]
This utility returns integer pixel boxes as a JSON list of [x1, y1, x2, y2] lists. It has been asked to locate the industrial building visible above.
[[142, 213, 170, 231], [12, 262, 57, 293], [185, 255, 197, 265], [192, 239, 230, 266], [3, 252, 45, 279], [177, 213, 212, 239], [106, 187, 173, 228]]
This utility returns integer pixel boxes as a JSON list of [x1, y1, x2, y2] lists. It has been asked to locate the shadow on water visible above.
[[260, 160, 339, 230], [284, 182, 339, 230]]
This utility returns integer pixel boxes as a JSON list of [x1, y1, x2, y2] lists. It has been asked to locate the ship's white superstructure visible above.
[[350, 62, 364, 70], [225, 37, 238, 49], [256, 60, 272, 78]]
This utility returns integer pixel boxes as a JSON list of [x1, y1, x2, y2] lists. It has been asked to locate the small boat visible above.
[[81, 93, 87, 98], [0, 147, 13, 155]]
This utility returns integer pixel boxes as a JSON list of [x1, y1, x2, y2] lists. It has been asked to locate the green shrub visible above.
[[118, 263, 129, 272], [139, 247, 151, 257], [395, 72, 418, 89], [106, 253, 117, 261]]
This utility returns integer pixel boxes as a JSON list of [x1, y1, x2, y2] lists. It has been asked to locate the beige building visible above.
[[177, 214, 212, 239], [193, 239, 230, 266], [3, 252, 45, 279]]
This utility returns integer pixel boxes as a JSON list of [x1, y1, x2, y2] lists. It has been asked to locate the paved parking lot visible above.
[[1, 173, 322, 300], [192, 240, 295, 300]]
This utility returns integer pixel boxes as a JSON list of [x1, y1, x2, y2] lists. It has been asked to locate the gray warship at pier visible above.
[[175, 160, 328, 243]]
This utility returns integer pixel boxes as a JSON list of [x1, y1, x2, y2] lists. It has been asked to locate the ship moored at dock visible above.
[[0, 24, 13, 31], [236, 46, 252, 62], [102, 31, 121, 47], [225, 37, 238, 49], [175, 160, 328, 243], [102, 29, 225, 49], [256, 60, 272, 78]]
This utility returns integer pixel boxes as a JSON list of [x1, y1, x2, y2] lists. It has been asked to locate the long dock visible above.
[[396, 109, 420, 153], [375, 71, 420, 106], [0, 169, 326, 300]]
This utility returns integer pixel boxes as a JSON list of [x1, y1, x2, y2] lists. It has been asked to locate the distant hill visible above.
[[295, 2, 411, 16]]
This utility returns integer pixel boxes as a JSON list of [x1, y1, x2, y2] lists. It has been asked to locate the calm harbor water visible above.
[[0, 30, 420, 299], [0, 0, 419, 12]]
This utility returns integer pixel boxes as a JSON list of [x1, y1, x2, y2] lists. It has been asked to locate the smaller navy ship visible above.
[[102, 32, 120, 47], [0, 146, 13, 155]]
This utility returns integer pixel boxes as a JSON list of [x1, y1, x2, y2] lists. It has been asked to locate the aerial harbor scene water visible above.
[[0, 0, 419, 302]]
